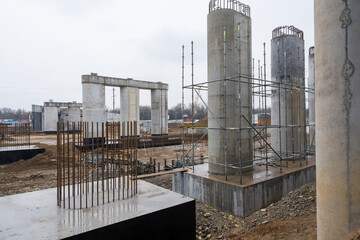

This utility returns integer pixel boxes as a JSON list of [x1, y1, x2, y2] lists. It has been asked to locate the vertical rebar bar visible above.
[[223, 28, 228, 181]]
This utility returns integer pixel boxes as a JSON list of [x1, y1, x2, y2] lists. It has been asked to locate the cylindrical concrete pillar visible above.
[[161, 90, 168, 135], [120, 87, 140, 136], [315, 0, 360, 239], [151, 89, 161, 136], [43, 106, 58, 133], [308, 47, 315, 148], [207, 2, 252, 175], [271, 26, 305, 156]]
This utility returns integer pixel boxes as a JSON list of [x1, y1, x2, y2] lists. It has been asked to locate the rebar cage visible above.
[[272, 26, 304, 40], [209, 0, 251, 17], [57, 121, 138, 209], [0, 122, 30, 149]]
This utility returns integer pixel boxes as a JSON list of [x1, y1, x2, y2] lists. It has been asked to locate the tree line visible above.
[[0, 107, 31, 120]]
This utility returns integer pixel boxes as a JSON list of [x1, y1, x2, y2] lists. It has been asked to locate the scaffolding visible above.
[[181, 29, 315, 184]]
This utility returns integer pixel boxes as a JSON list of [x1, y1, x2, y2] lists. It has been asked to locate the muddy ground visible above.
[[0, 137, 322, 240]]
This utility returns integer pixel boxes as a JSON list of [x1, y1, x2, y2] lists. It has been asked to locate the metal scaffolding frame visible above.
[[180, 33, 315, 183]]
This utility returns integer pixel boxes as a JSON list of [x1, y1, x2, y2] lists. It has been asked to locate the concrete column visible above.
[[315, 0, 360, 239], [82, 83, 106, 125], [67, 105, 81, 130], [271, 31, 305, 156], [160, 90, 168, 135], [151, 89, 161, 136], [43, 106, 58, 133], [31, 105, 43, 131], [120, 87, 140, 136], [207, 9, 253, 175], [308, 47, 315, 147]]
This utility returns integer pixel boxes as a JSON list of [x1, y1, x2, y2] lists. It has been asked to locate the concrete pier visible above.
[[308, 47, 315, 148], [315, 0, 360, 239], [271, 26, 305, 156], [82, 74, 168, 137], [120, 87, 140, 136], [43, 105, 58, 133], [207, 6, 252, 175]]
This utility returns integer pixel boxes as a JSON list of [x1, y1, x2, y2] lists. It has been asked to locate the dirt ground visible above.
[[0, 134, 319, 239]]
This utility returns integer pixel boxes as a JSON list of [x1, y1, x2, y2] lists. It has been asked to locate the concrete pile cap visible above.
[[272, 25, 304, 40], [208, 0, 250, 17]]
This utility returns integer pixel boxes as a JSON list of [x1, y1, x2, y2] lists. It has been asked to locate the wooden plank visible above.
[[134, 168, 188, 180]]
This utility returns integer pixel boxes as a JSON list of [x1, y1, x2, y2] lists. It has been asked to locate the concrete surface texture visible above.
[[82, 73, 168, 136], [315, 0, 360, 239], [120, 87, 140, 136], [173, 159, 315, 218], [271, 29, 306, 155], [0, 180, 195, 240], [308, 47, 315, 147], [207, 7, 253, 175], [43, 105, 58, 133]]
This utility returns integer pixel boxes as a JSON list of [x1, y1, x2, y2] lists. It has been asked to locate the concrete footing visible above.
[[173, 159, 315, 218], [0, 146, 45, 165], [0, 180, 195, 240]]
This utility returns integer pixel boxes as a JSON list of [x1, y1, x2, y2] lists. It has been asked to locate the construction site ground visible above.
[[0, 133, 320, 239]]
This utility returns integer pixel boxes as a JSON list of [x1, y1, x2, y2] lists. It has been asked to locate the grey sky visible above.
[[0, 0, 314, 111]]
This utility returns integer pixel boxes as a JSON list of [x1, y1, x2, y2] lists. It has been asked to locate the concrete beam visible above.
[[82, 73, 168, 90], [44, 102, 82, 108], [315, 0, 360, 239]]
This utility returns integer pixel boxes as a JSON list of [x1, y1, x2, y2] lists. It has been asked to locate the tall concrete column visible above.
[[43, 106, 58, 133], [315, 0, 360, 239], [207, 7, 252, 175], [151, 89, 161, 136], [271, 26, 305, 156], [160, 90, 168, 135], [308, 47, 315, 147], [82, 83, 105, 124], [120, 87, 140, 136]]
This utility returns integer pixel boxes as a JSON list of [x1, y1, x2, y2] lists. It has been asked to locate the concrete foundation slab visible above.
[[0, 180, 195, 240], [173, 158, 315, 218], [0, 145, 45, 165]]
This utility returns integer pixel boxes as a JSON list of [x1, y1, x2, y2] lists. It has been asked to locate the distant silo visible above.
[[208, 0, 252, 175], [308, 47, 315, 147], [271, 26, 306, 156]]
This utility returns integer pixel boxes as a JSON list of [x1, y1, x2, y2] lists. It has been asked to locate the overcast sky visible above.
[[0, 0, 314, 111]]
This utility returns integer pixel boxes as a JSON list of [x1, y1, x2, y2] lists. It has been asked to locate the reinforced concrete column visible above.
[[207, 8, 252, 175], [308, 47, 315, 148], [160, 90, 168, 135], [315, 0, 360, 239], [82, 82, 106, 130], [120, 87, 140, 136], [151, 89, 161, 136], [43, 106, 58, 133], [68, 105, 81, 130]]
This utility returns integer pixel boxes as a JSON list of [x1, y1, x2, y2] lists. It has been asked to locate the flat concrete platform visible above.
[[0, 180, 195, 240], [0, 145, 45, 165], [173, 157, 315, 218]]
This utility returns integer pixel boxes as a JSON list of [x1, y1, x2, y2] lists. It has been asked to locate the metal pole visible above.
[[191, 41, 195, 172], [182, 45, 185, 168], [223, 28, 228, 181], [237, 24, 243, 184], [264, 42, 268, 172]]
